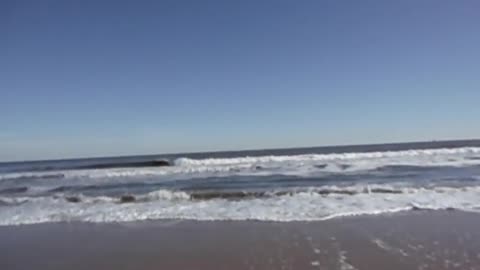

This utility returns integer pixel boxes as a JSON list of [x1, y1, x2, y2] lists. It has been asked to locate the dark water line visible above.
[[0, 187, 29, 195]]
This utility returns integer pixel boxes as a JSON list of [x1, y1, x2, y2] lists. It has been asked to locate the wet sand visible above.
[[1, 211, 480, 270]]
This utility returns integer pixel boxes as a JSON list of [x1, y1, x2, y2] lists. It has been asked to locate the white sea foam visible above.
[[1, 147, 480, 184], [1, 184, 480, 225], [174, 147, 480, 166], [1, 147, 480, 225]]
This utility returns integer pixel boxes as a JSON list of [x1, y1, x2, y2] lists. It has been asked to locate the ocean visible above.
[[1, 140, 480, 226]]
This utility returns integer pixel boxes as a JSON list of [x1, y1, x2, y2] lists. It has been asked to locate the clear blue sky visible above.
[[1, 0, 480, 161]]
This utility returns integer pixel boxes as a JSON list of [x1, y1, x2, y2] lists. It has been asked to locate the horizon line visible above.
[[1, 138, 480, 164]]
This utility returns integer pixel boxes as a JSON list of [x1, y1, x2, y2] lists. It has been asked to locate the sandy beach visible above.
[[2, 210, 479, 270]]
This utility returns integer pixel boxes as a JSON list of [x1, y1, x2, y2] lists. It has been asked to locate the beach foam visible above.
[[1, 147, 480, 184], [2, 146, 480, 225], [1, 184, 480, 225]]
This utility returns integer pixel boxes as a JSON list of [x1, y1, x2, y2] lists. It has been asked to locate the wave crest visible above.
[[174, 147, 480, 167], [1, 184, 480, 225]]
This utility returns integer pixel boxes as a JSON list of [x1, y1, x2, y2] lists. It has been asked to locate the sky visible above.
[[1, 0, 480, 161]]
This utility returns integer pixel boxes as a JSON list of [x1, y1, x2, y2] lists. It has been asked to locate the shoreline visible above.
[[2, 210, 480, 270]]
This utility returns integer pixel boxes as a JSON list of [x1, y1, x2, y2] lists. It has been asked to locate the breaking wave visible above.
[[173, 147, 480, 166], [1, 185, 480, 225], [1, 147, 480, 182], [2, 145, 480, 225]]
